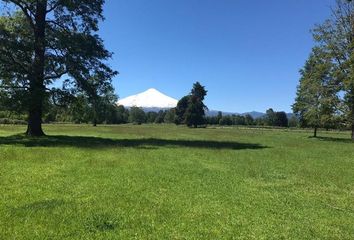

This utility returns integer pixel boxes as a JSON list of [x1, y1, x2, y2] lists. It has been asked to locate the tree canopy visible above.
[[0, 0, 117, 135], [293, 47, 339, 137], [175, 82, 208, 128], [308, 0, 353, 139]]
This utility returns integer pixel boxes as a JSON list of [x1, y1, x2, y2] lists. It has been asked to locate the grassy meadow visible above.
[[0, 124, 353, 239]]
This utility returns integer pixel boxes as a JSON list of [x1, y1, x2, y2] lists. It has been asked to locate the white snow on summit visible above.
[[117, 88, 178, 109]]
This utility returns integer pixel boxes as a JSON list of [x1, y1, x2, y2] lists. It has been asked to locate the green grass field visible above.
[[0, 124, 353, 239]]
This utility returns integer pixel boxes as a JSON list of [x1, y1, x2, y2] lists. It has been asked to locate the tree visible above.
[[216, 111, 223, 123], [69, 95, 91, 124], [184, 82, 208, 127], [116, 105, 129, 124], [129, 107, 146, 125], [205, 111, 222, 125], [288, 115, 299, 128], [175, 95, 190, 124], [233, 115, 246, 125], [205, 115, 219, 125], [244, 114, 254, 125], [0, 83, 28, 116], [184, 99, 205, 127], [274, 111, 288, 127], [146, 111, 158, 123], [293, 47, 338, 137], [255, 117, 266, 126], [312, 0, 354, 139], [219, 115, 233, 126], [0, 0, 117, 136], [154, 110, 166, 124], [83, 74, 117, 126], [265, 108, 276, 126], [164, 108, 176, 123]]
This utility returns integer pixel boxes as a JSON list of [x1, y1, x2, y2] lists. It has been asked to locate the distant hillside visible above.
[[206, 110, 293, 119], [240, 111, 265, 119], [205, 110, 239, 117], [206, 110, 265, 119]]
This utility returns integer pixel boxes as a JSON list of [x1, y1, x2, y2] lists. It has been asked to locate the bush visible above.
[[0, 118, 11, 124], [0, 118, 27, 125]]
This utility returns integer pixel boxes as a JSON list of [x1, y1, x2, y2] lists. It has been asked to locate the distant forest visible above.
[[0, 103, 345, 130]]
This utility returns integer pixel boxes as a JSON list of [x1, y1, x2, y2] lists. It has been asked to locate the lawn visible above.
[[0, 124, 353, 239]]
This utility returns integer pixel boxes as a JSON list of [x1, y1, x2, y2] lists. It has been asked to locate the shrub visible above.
[[0, 118, 27, 125]]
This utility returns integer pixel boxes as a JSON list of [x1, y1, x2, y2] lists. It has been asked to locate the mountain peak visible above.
[[146, 88, 158, 91], [144, 88, 160, 94], [117, 88, 178, 109]]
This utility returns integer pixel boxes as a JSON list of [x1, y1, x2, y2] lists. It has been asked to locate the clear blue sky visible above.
[[99, 0, 335, 113]]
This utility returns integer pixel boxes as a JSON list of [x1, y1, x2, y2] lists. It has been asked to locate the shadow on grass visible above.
[[15, 199, 67, 212], [311, 136, 354, 143], [9, 199, 68, 218], [0, 134, 268, 150]]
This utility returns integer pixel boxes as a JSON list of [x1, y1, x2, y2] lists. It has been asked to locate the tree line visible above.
[[206, 109, 297, 127], [0, 76, 332, 129], [0, 81, 209, 126]]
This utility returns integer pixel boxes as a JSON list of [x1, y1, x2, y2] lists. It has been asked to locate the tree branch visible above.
[[7, 52, 30, 73], [9, 0, 36, 30], [0, 85, 27, 89], [44, 69, 68, 80], [46, 1, 61, 13]]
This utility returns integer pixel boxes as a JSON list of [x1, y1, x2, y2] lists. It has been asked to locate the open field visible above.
[[0, 124, 353, 239]]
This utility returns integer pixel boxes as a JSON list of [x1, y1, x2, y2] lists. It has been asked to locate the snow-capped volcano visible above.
[[117, 88, 178, 109]]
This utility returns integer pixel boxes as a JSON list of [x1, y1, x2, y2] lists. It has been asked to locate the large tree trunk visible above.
[[314, 127, 318, 138], [349, 88, 354, 141], [93, 118, 97, 127], [351, 102, 354, 140], [351, 89, 354, 141], [92, 101, 98, 127], [26, 83, 45, 136], [26, 1, 47, 136]]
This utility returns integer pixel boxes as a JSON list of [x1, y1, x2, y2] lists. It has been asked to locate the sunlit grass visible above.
[[0, 124, 353, 239]]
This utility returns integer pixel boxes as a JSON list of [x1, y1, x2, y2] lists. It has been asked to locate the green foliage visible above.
[[0, 118, 26, 125], [254, 117, 266, 126], [184, 100, 205, 127], [175, 96, 190, 124], [233, 115, 246, 125], [128, 107, 146, 125], [164, 108, 176, 123], [293, 47, 339, 135], [154, 110, 166, 124], [265, 108, 276, 126], [0, 0, 117, 135], [70, 97, 89, 123], [244, 114, 254, 125], [115, 105, 129, 124], [261, 109, 289, 127], [274, 112, 288, 127], [309, 0, 354, 139], [219, 115, 233, 125], [82, 74, 118, 126], [146, 111, 158, 123], [205, 112, 222, 125], [206, 111, 287, 127], [288, 115, 299, 128], [179, 82, 208, 127]]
